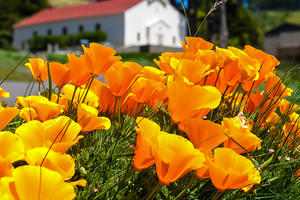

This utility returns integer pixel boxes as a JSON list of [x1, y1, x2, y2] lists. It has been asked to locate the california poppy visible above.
[[154, 132, 206, 184], [181, 37, 214, 53], [13, 165, 76, 200], [62, 84, 99, 108], [82, 43, 121, 76], [131, 77, 165, 103], [66, 54, 90, 86], [207, 148, 261, 191], [17, 96, 64, 122], [49, 62, 71, 88], [133, 117, 161, 170], [167, 81, 221, 123], [25, 58, 48, 83], [77, 103, 111, 132], [25, 147, 75, 180], [222, 117, 261, 154], [0, 131, 24, 162], [179, 117, 227, 155], [104, 61, 142, 97], [0, 103, 20, 131], [16, 116, 82, 153], [0, 88, 9, 99]]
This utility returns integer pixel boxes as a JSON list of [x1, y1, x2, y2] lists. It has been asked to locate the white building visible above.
[[13, 0, 186, 51]]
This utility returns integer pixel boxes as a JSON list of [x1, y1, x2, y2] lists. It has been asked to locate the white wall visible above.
[[13, 14, 124, 51], [124, 0, 186, 47]]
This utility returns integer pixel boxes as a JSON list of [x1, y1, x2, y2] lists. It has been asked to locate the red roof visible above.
[[14, 0, 142, 28]]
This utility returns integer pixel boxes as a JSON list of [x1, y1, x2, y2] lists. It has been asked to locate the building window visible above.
[[137, 32, 141, 41], [47, 29, 52, 36], [173, 36, 176, 44], [95, 23, 101, 31], [62, 27, 68, 35], [33, 31, 38, 37], [21, 41, 26, 50], [78, 25, 84, 33]]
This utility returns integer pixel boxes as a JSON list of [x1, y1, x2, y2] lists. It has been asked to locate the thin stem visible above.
[[146, 183, 163, 200]]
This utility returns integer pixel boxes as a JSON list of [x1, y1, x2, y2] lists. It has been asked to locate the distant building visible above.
[[13, 0, 186, 52], [265, 23, 300, 60]]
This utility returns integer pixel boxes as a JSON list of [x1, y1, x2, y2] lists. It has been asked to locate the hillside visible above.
[[252, 10, 300, 32], [48, 0, 90, 7]]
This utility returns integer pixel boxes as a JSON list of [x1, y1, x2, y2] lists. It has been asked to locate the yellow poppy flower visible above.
[[16, 116, 82, 153], [25, 147, 75, 180], [13, 165, 76, 200], [77, 103, 111, 132]]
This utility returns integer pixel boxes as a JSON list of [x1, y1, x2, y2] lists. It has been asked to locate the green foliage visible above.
[[27, 31, 107, 51], [227, 1, 263, 48], [249, 0, 300, 11], [0, 0, 49, 49]]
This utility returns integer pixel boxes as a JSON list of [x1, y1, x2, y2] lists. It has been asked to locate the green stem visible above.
[[81, 76, 95, 103], [173, 178, 199, 200], [212, 191, 224, 200], [93, 170, 135, 199], [146, 183, 163, 200], [47, 62, 52, 100]]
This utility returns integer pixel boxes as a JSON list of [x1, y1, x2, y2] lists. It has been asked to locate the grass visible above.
[[0, 49, 31, 82], [251, 10, 300, 32]]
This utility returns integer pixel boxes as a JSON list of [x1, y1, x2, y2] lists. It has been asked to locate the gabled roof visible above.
[[266, 23, 300, 36], [14, 0, 142, 28]]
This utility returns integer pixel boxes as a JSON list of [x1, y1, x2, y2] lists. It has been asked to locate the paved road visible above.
[[0, 81, 39, 105], [1, 75, 106, 106]]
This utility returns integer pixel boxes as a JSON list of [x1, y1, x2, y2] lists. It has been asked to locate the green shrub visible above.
[[28, 30, 107, 51]]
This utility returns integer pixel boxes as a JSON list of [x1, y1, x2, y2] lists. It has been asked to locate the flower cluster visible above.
[[0, 36, 298, 199]]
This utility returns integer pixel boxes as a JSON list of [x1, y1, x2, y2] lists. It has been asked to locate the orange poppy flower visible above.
[[207, 148, 261, 191], [25, 147, 75, 180], [140, 66, 166, 82], [0, 103, 20, 131], [15, 116, 82, 153], [0, 88, 9, 99], [228, 47, 260, 83], [51, 94, 69, 112], [0, 131, 24, 162], [12, 165, 76, 200], [133, 117, 161, 170], [82, 43, 121, 76], [104, 61, 142, 96], [154, 132, 206, 184], [167, 81, 221, 123], [279, 99, 297, 115], [0, 158, 13, 178], [49, 62, 71, 88], [179, 58, 212, 84], [90, 79, 115, 112], [66, 54, 90, 86], [131, 77, 165, 103], [154, 52, 196, 74], [242, 45, 280, 92], [222, 117, 261, 154], [77, 103, 111, 132], [181, 37, 214, 53], [17, 96, 64, 122], [178, 118, 227, 155], [265, 73, 293, 98], [25, 58, 48, 83]]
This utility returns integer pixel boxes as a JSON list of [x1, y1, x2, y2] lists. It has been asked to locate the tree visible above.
[[169, 0, 263, 48], [0, 0, 49, 49]]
